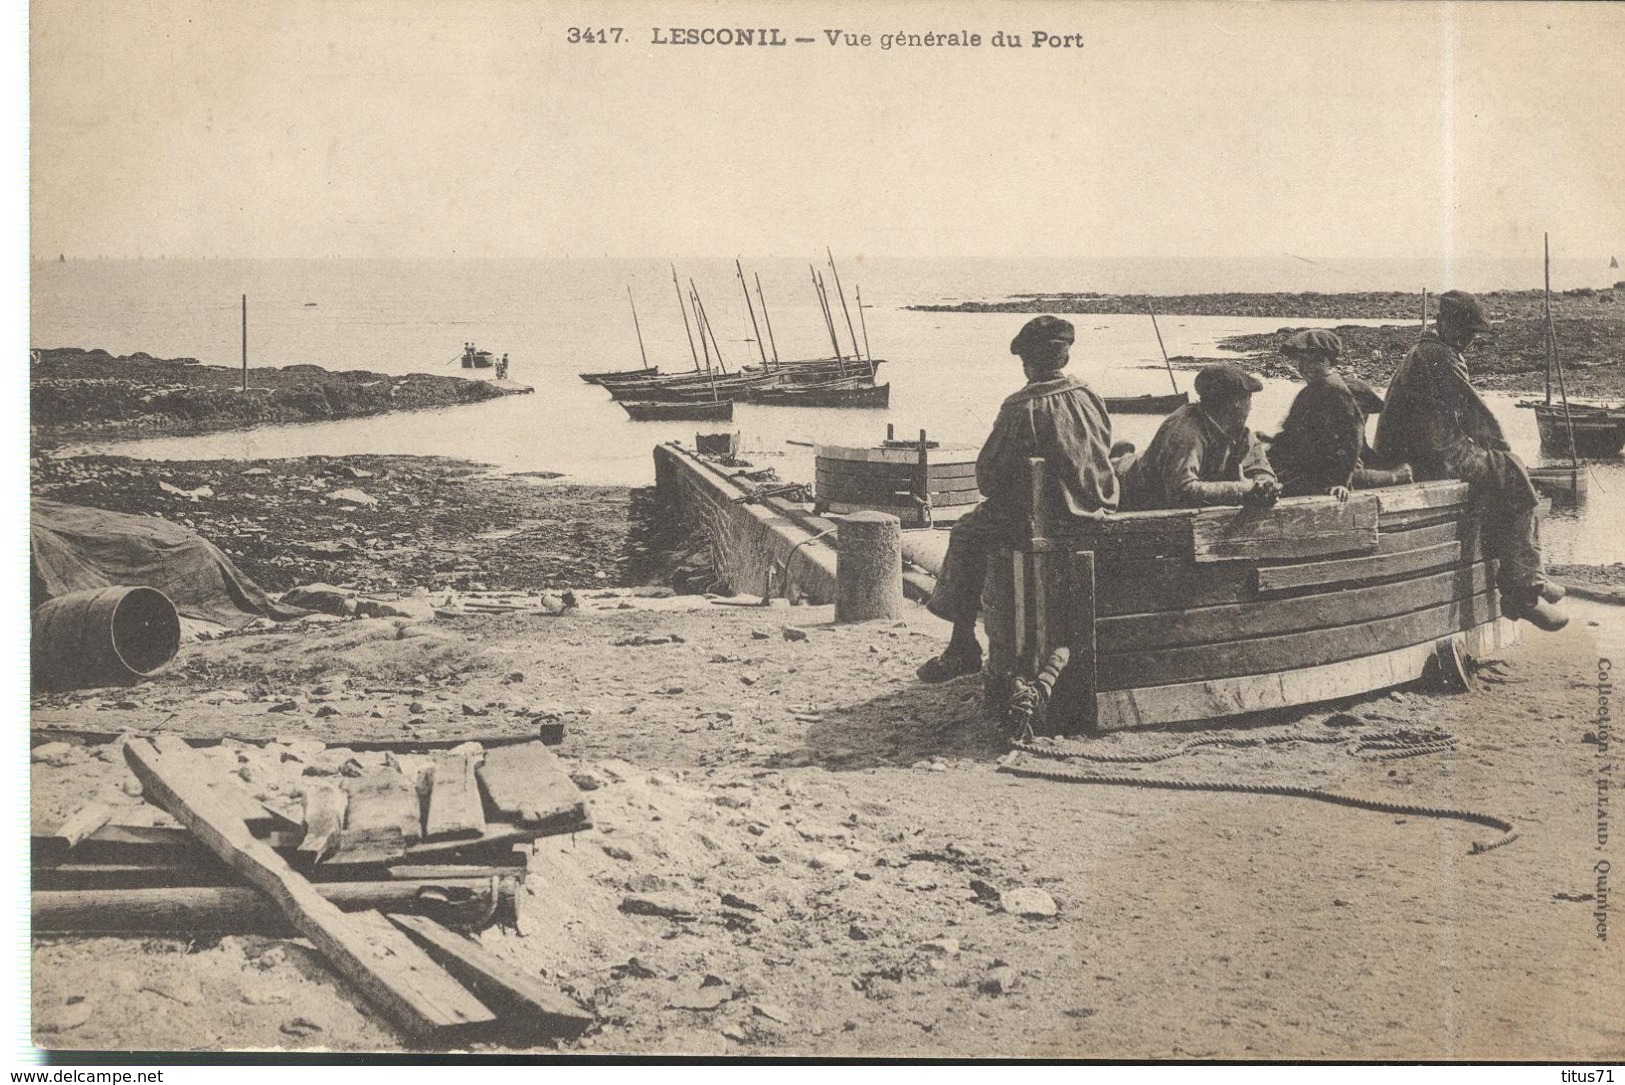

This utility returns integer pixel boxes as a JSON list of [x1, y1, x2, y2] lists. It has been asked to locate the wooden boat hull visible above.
[[986, 468, 1519, 733], [1531, 407, 1625, 457], [599, 374, 774, 401], [743, 381, 890, 408], [773, 358, 885, 383], [579, 366, 658, 384], [1103, 391, 1189, 414], [620, 399, 733, 422]]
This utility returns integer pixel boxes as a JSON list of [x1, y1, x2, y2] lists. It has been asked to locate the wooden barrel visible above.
[[32, 586, 181, 690], [815, 441, 981, 525]]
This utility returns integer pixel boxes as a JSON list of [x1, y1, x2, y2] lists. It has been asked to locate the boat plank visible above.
[[342, 770, 423, 844], [1096, 619, 1518, 730], [425, 752, 486, 842], [1097, 590, 1500, 689], [1254, 540, 1473, 594], [1373, 480, 1472, 515], [476, 742, 586, 828], [1101, 562, 1491, 652], [1190, 495, 1379, 563]]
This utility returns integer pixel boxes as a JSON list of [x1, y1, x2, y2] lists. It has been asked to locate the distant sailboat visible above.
[[1611, 255, 1619, 269]]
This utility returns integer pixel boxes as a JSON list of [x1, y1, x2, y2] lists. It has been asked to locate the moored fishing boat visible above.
[[1517, 400, 1625, 457], [742, 378, 890, 408], [1103, 391, 1189, 414], [985, 459, 1517, 733], [579, 365, 658, 384], [620, 399, 733, 422]]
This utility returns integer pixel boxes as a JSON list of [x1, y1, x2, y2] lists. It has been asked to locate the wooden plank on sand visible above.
[[152, 735, 294, 832], [342, 769, 424, 844], [121, 739, 494, 1038], [50, 802, 114, 852], [476, 742, 586, 828], [387, 913, 592, 1036], [425, 751, 486, 841]]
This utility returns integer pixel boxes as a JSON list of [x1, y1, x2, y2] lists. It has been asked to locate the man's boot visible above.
[[1502, 587, 1569, 632], [917, 639, 983, 683]]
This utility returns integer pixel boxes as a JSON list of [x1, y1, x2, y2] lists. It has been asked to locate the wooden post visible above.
[[1067, 550, 1098, 732], [241, 294, 247, 392], [1025, 457, 1050, 675], [915, 428, 930, 528]]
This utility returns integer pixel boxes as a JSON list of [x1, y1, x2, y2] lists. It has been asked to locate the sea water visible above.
[[32, 256, 1625, 565]]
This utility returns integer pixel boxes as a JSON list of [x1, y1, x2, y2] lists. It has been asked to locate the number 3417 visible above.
[[566, 27, 622, 43]]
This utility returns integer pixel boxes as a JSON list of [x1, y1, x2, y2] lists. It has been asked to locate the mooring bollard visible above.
[[835, 511, 903, 623]]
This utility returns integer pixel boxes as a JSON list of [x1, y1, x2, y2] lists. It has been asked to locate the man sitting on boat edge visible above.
[[917, 316, 1118, 684], [1114, 362, 1280, 511], [1267, 329, 1414, 498], [1372, 289, 1567, 632]]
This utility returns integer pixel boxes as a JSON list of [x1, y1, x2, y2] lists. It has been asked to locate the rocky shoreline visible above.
[[30, 347, 518, 450], [911, 288, 1625, 398], [30, 453, 704, 597]]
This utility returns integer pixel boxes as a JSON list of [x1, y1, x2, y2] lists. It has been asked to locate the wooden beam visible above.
[[50, 803, 114, 853], [152, 735, 295, 832], [1065, 550, 1097, 733], [32, 879, 504, 936], [1101, 563, 1493, 653], [121, 739, 495, 1039], [387, 913, 593, 1036], [1097, 590, 1501, 690], [425, 751, 487, 841], [1096, 618, 1518, 730], [476, 742, 586, 828], [29, 726, 566, 755], [1190, 494, 1379, 563]]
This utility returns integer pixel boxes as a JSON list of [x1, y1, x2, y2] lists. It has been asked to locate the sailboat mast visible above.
[[854, 284, 872, 363], [674, 264, 701, 373], [736, 259, 770, 371], [755, 272, 780, 365], [826, 248, 870, 378], [627, 286, 649, 368], [811, 265, 846, 377], [1546, 233, 1580, 468]]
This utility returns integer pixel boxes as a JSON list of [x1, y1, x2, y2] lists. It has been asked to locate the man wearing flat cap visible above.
[[1116, 362, 1279, 511], [1267, 329, 1380, 499], [918, 315, 1118, 683], [1374, 289, 1567, 630]]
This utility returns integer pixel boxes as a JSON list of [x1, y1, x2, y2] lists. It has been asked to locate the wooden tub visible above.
[[983, 458, 1518, 733]]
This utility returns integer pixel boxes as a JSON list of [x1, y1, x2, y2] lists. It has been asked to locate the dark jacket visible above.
[[974, 372, 1119, 524], [1268, 373, 1364, 496], [1118, 402, 1277, 511], [1373, 331, 1537, 511]]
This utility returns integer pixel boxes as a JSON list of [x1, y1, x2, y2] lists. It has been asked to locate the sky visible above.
[[27, 0, 1625, 261]]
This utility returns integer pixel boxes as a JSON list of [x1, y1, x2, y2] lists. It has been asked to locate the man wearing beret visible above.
[[1116, 362, 1279, 511], [1266, 329, 1413, 499], [1373, 289, 1567, 631], [917, 315, 1118, 683]]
